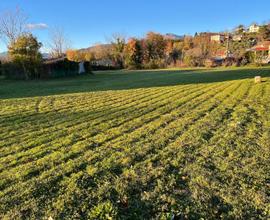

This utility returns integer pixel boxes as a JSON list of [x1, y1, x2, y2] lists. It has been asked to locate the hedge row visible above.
[[1, 59, 93, 80]]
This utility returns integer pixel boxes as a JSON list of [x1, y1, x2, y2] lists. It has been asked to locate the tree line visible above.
[[0, 7, 72, 79], [1, 7, 270, 79], [67, 24, 270, 69]]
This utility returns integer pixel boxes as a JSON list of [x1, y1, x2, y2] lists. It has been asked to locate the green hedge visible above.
[[1, 59, 93, 80]]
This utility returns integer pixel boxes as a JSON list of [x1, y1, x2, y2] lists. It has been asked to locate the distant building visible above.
[[92, 58, 115, 67], [249, 41, 270, 63], [232, 35, 243, 42], [42, 53, 51, 60], [250, 41, 270, 53], [212, 49, 234, 60], [249, 24, 260, 33], [215, 50, 227, 59], [210, 34, 225, 43], [43, 56, 66, 64]]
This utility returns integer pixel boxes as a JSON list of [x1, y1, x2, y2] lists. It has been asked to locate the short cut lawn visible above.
[[0, 66, 270, 219]]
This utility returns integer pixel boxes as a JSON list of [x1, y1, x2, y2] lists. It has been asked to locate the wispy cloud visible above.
[[26, 23, 49, 30]]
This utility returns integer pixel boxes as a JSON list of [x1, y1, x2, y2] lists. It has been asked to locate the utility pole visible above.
[[226, 33, 230, 58]]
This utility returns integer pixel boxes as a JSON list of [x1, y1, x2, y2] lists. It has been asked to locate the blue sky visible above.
[[0, 0, 270, 52]]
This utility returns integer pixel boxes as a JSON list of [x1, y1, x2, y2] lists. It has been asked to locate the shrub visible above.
[[124, 38, 143, 69], [183, 55, 203, 67], [204, 59, 217, 68], [143, 59, 166, 69], [222, 57, 237, 67], [1, 61, 28, 79], [90, 65, 120, 71], [2, 58, 94, 80]]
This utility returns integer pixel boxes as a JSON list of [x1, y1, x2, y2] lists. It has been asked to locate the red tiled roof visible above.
[[251, 41, 270, 51], [214, 50, 226, 57], [254, 46, 269, 51]]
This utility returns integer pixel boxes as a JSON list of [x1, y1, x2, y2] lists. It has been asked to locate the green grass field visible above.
[[0, 67, 270, 219]]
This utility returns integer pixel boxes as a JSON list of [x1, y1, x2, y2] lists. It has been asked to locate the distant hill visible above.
[[75, 34, 184, 55], [79, 44, 113, 53], [0, 51, 51, 59], [164, 33, 184, 40], [0, 51, 7, 57], [42, 53, 51, 59], [78, 34, 184, 53]]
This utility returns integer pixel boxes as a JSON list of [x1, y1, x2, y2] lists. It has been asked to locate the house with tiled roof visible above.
[[210, 34, 225, 43], [250, 41, 270, 63], [248, 24, 260, 33]]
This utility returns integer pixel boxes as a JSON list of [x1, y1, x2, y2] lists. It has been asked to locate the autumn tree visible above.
[[142, 32, 166, 68], [66, 49, 83, 62], [110, 33, 126, 68], [124, 38, 143, 69], [183, 47, 205, 67], [183, 36, 194, 51], [93, 44, 112, 61], [66, 49, 95, 62], [258, 25, 270, 41], [165, 40, 174, 57], [165, 40, 182, 65], [66, 49, 77, 61], [84, 51, 95, 62], [193, 34, 209, 58]]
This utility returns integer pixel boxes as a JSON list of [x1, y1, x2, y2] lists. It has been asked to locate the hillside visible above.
[[79, 44, 113, 53]]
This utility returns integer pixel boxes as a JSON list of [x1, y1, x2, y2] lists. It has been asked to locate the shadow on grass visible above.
[[0, 67, 269, 99]]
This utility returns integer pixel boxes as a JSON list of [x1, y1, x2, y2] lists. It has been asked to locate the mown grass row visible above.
[[0, 72, 269, 219], [33, 79, 249, 218], [0, 82, 221, 189], [0, 82, 228, 208], [0, 84, 205, 164], [0, 86, 187, 156], [0, 80, 236, 217], [0, 87, 173, 137], [46, 80, 268, 216]]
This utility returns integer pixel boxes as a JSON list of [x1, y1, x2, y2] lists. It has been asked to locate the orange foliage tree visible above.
[[124, 38, 143, 69]]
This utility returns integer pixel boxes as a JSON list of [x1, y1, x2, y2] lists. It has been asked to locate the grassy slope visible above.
[[0, 67, 270, 219]]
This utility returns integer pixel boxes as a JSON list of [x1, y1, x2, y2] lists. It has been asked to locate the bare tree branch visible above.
[[0, 6, 28, 45], [48, 27, 71, 58]]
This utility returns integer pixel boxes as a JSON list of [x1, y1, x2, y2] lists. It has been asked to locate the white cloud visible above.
[[26, 23, 49, 30]]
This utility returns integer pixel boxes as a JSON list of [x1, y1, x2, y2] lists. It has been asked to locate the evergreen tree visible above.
[[8, 33, 42, 79]]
